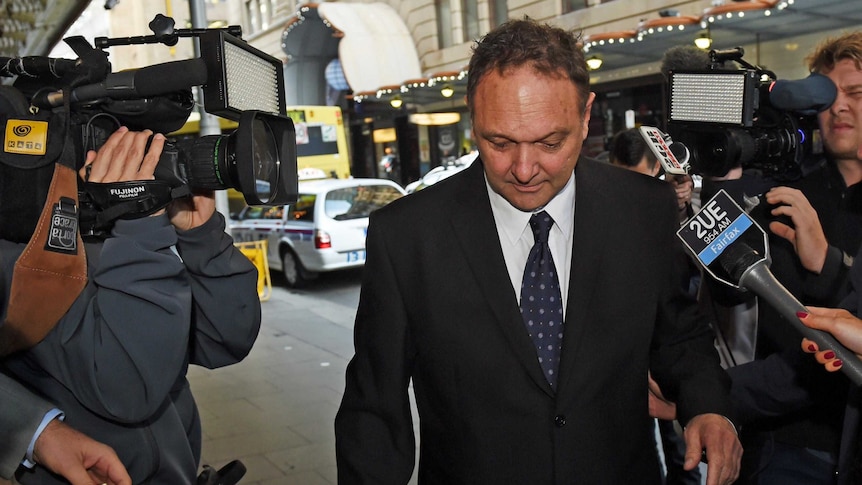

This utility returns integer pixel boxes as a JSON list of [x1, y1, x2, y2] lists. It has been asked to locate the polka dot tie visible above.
[[520, 211, 564, 388]]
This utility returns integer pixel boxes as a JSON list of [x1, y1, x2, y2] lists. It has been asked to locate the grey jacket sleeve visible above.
[[16, 211, 259, 424], [0, 371, 54, 479], [175, 211, 261, 369]]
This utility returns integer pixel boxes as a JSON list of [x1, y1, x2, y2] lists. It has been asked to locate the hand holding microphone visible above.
[[669, 174, 693, 212], [678, 188, 862, 386], [799, 307, 862, 373]]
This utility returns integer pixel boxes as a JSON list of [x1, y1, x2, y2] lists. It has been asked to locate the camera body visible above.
[[665, 48, 827, 182], [1, 15, 298, 239]]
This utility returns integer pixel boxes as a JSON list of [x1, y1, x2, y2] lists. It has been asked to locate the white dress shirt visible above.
[[486, 172, 576, 318]]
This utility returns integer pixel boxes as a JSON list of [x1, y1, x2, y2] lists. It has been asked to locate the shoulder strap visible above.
[[0, 160, 87, 355]]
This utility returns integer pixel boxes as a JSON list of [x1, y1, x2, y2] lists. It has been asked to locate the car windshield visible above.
[[237, 206, 283, 220], [326, 185, 404, 220]]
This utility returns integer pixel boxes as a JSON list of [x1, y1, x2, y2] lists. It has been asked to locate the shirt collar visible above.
[[486, 171, 576, 246]]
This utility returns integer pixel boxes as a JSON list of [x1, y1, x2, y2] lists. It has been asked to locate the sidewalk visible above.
[[189, 283, 356, 485]]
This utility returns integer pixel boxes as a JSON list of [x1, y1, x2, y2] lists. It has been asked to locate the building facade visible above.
[[92, 0, 857, 184]]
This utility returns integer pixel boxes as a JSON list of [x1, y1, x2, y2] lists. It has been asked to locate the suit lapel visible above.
[[450, 161, 555, 396], [557, 160, 610, 394]]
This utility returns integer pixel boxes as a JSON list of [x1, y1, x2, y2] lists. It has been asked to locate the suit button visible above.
[[554, 415, 566, 427]]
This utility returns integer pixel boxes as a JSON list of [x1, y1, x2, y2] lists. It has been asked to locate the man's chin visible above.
[[503, 191, 552, 212]]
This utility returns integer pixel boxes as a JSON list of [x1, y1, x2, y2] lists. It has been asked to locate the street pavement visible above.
[[188, 269, 419, 485]]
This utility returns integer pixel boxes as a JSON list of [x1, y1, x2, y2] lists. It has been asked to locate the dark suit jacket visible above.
[[335, 157, 732, 484], [0, 370, 54, 479]]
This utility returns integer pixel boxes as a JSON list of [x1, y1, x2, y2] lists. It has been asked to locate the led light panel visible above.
[[201, 30, 286, 120], [669, 72, 752, 126]]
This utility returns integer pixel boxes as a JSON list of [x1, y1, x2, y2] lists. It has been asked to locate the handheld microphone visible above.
[[678, 191, 862, 386], [768, 72, 837, 114], [639, 126, 690, 176]]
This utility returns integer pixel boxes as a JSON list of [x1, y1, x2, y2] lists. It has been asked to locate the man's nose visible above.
[[511, 145, 537, 182], [829, 91, 851, 114]]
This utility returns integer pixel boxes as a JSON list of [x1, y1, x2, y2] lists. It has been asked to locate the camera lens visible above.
[[249, 117, 278, 204], [178, 135, 235, 191]]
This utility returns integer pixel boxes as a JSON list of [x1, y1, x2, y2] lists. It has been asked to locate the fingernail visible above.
[[808, 344, 817, 352], [824, 351, 835, 360], [797, 311, 809, 319], [834, 360, 843, 368]]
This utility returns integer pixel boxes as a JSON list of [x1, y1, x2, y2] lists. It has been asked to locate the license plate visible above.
[[347, 250, 366, 262]]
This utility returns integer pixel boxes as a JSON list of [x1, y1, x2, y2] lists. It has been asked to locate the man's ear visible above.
[[580, 92, 597, 140]]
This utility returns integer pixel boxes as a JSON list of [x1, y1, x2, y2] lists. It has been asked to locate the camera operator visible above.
[[702, 31, 862, 485], [0, 125, 262, 484]]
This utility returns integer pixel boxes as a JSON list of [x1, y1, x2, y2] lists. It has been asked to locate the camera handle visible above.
[[708, 46, 778, 81], [94, 14, 242, 49]]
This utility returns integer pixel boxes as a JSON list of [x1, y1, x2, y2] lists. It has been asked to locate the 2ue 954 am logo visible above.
[[4, 119, 48, 156]]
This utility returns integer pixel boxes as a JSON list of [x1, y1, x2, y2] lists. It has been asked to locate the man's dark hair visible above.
[[466, 18, 589, 116], [607, 128, 658, 171]]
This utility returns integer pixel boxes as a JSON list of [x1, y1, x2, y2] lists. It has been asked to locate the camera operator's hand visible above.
[[166, 191, 216, 232], [79, 126, 215, 230], [79, 126, 168, 217], [765, 186, 829, 274]]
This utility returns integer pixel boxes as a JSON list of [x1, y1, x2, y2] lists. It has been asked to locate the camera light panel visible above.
[[223, 41, 281, 114], [669, 72, 752, 126], [201, 30, 287, 120]]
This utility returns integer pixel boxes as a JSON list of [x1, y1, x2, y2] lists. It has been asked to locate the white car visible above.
[[405, 152, 477, 193], [230, 178, 406, 287]]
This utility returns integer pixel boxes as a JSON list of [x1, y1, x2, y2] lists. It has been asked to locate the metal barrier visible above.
[[234, 240, 272, 301]]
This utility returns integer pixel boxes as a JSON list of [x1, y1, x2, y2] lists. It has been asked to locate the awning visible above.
[[583, 0, 862, 78], [281, 2, 422, 105], [317, 2, 422, 94]]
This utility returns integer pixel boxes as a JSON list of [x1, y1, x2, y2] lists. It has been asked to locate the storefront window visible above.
[[489, 0, 508, 28], [245, 0, 260, 34], [436, 0, 453, 48], [583, 75, 666, 158], [461, 0, 480, 43], [561, 0, 588, 14]]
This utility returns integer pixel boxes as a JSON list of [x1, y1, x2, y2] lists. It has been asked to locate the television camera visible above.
[[0, 14, 298, 238], [665, 47, 835, 181]]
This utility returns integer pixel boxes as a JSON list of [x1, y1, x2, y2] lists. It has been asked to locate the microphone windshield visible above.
[[769, 72, 837, 114], [661, 45, 710, 75]]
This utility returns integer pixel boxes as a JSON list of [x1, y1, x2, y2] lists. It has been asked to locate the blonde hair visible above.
[[806, 31, 862, 73]]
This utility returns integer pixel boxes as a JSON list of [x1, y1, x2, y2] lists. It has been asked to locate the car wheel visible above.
[[281, 249, 317, 288]]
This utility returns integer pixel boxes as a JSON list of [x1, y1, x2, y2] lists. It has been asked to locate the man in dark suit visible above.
[[335, 18, 741, 485]]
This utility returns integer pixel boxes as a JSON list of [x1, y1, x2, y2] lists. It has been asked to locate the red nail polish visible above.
[[797, 311, 809, 319], [824, 351, 836, 360], [834, 360, 843, 368], [808, 344, 817, 352]]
